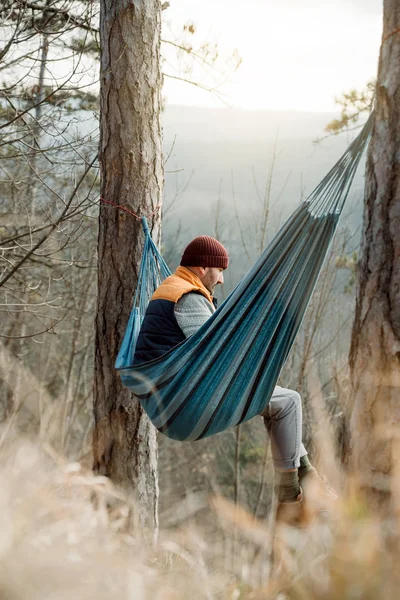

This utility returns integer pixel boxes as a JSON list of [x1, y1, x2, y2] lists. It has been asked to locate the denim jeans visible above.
[[261, 385, 308, 471]]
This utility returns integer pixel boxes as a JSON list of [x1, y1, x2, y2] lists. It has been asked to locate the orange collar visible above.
[[151, 266, 214, 304], [175, 266, 213, 303]]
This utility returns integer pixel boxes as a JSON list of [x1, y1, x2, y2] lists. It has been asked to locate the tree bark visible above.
[[349, 0, 400, 511], [94, 0, 163, 532]]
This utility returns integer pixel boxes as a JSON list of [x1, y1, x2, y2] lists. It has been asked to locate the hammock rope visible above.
[[116, 112, 374, 441], [114, 217, 170, 370]]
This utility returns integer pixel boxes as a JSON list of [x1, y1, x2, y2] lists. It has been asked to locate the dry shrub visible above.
[[0, 428, 399, 599], [0, 434, 220, 599]]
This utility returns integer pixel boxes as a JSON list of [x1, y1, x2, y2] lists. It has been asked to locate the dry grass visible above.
[[0, 429, 399, 600]]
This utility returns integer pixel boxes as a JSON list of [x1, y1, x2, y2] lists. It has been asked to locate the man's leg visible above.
[[261, 386, 337, 525], [262, 386, 307, 466], [262, 386, 309, 503]]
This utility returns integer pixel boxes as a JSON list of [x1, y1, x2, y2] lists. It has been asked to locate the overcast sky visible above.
[[162, 0, 383, 111]]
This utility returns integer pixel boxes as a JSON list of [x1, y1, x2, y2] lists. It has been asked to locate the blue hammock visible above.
[[116, 115, 373, 442]]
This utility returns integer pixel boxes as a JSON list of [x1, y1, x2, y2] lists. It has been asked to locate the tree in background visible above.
[[0, 1, 99, 447], [349, 0, 400, 511], [324, 80, 375, 136], [93, 0, 163, 532]]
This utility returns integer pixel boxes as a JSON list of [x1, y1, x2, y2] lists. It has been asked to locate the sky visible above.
[[162, 0, 383, 112]]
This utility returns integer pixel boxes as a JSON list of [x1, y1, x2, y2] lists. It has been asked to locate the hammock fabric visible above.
[[116, 115, 373, 442]]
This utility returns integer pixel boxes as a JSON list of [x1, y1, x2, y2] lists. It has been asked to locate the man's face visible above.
[[200, 267, 224, 294]]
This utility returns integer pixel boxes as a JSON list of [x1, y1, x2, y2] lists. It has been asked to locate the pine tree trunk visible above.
[[93, 0, 163, 532], [349, 0, 400, 511]]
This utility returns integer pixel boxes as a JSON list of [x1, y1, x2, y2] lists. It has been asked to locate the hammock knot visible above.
[[141, 217, 150, 236]]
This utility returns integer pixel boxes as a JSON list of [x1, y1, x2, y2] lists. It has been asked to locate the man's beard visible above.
[[205, 283, 216, 294]]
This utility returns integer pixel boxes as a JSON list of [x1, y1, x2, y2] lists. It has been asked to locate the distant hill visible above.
[[162, 104, 366, 241], [160, 104, 368, 297], [164, 105, 345, 143]]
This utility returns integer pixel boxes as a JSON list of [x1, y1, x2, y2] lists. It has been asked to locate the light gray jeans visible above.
[[261, 385, 308, 471]]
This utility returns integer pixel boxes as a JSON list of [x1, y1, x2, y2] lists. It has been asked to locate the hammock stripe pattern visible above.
[[117, 114, 373, 441]]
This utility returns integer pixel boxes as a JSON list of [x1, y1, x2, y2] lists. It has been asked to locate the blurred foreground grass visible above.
[[0, 434, 398, 600]]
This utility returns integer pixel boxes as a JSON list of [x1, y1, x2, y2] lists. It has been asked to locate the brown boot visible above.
[[276, 490, 305, 527]]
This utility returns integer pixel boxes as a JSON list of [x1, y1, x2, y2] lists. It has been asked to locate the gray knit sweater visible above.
[[174, 292, 215, 338]]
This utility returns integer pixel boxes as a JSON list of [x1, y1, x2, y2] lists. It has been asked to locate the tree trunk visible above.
[[349, 0, 400, 511], [93, 0, 163, 533]]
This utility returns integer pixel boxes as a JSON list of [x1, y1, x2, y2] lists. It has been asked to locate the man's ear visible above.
[[198, 266, 207, 276]]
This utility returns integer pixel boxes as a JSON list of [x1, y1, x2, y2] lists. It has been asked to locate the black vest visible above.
[[133, 298, 185, 364]]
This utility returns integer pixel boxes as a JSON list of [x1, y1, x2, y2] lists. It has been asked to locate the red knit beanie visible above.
[[180, 236, 229, 269]]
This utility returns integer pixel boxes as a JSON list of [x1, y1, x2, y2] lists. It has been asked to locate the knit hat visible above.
[[180, 236, 229, 269]]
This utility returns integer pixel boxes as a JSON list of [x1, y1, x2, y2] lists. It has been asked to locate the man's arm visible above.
[[174, 293, 215, 338]]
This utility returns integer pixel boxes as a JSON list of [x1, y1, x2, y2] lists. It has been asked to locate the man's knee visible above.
[[284, 390, 301, 408], [264, 389, 302, 419]]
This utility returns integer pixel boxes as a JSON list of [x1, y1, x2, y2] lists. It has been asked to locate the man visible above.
[[134, 235, 332, 522]]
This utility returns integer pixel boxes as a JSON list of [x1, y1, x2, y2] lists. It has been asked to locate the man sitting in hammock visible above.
[[134, 235, 334, 522]]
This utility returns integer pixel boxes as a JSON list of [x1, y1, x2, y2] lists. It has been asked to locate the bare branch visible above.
[[0, 154, 97, 288]]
